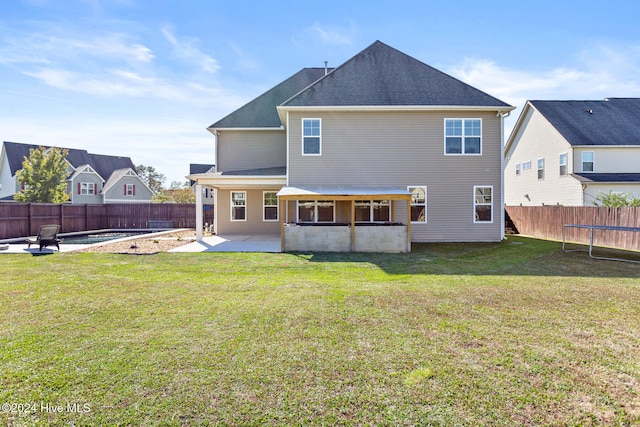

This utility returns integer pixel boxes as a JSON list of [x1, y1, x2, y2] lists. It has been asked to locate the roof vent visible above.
[[324, 61, 328, 75]]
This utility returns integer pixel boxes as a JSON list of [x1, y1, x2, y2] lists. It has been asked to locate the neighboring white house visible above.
[[0, 141, 153, 204], [505, 99, 640, 206], [189, 41, 514, 251]]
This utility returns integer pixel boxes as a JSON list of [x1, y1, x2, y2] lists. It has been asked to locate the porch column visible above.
[[406, 198, 411, 252], [350, 198, 355, 251], [195, 183, 203, 241]]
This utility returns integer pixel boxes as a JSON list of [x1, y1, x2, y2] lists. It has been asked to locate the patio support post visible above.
[[195, 183, 203, 241], [407, 198, 411, 252], [350, 199, 355, 251], [280, 198, 286, 252]]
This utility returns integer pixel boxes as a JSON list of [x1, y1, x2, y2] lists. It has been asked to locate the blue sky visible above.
[[2, 0, 640, 185]]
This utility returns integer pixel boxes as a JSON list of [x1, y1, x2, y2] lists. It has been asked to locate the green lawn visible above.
[[1, 236, 639, 426]]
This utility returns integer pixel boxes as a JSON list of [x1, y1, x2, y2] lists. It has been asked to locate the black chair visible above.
[[26, 224, 63, 251]]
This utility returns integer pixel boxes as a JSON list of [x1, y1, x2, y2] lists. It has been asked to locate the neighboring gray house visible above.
[[190, 41, 514, 251], [0, 141, 153, 204], [505, 99, 640, 206], [190, 164, 216, 204]]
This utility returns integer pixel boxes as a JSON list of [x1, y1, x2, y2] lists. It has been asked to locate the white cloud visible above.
[[308, 22, 355, 46], [161, 26, 220, 73]]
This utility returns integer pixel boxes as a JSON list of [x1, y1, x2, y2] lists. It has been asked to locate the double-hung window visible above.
[[297, 200, 334, 223], [231, 191, 246, 221], [537, 158, 545, 180], [445, 119, 482, 154], [559, 153, 568, 176], [474, 186, 493, 223], [408, 186, 427, 223], [522, 160, 531, 171], [582, 151, 594, 172], [125, 184, 135, 196], [354, 200, 391, 222], [80, 182, 96, 195], [302, 118, 321, 155], [263, 191, 278, 221], [515, 163, 521, 176]]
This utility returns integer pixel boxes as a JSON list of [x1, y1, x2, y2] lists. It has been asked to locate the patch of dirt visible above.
[[76, 229, 209, 254]]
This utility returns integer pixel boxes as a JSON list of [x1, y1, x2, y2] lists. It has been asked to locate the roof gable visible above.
[[282, 40, 511, 108], [209, 68, 330, 129], [2, 141, 136, 179], [530, 98, 640, 146]]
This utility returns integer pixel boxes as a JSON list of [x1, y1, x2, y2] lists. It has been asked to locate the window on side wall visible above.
[[125, 184, 135, 196], [302, 118, 321, 155], [559, 153, 568, 176], [263, 191, 278, 221], [516, 163, 521, 176], [537, 158, 545, 180], [445, 119, 482, 155], [522, 160, 531, 171], [408, 186, 427, 223], [231, 191, 246, 221], [355, 200, 391, 222], [582, 151, 594, 172], [297, 200, 334, 223], [474, 186, 493, 223], [80, 182, 96, 195]]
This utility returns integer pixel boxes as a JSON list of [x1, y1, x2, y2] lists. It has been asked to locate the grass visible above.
[[1, 236, 639, 426]]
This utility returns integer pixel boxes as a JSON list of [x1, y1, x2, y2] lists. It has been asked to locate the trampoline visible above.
[[562, 224, 640, 264]]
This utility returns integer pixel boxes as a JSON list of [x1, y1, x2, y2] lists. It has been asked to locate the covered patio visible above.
[[277, 186, 413, 253]]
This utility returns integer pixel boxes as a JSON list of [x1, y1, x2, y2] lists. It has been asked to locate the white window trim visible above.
[[559, 152, 568, 177], [444, 118, 483, 156], [354, 200, 391, 223], [408, 186, 427, 224], [125, 183, 134, 196], [302, 118, 322, 156], [230, 191, 247, 222], [473, 185, 493, 224], [263, 191, 279, 222], [296, 200, 336, 223], [515, 163, 521, 176], [582, 151, 595, 173], [537, 158, 545, 180], [81, 182, 95, 195], [522, 160, 532, 171]]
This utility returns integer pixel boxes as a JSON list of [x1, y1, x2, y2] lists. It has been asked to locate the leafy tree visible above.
[[593, 191, 640, 207], [135, 164, 166, 194], [152, 181, 196, 204], [14, 146, 71, 203]]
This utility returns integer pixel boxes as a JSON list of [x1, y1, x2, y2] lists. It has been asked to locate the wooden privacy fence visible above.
[[506, 206, 640, 251], [0, 203, 214, 240]]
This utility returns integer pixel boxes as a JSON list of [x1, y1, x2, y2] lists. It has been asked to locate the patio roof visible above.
[[277, 185, 412, 200]]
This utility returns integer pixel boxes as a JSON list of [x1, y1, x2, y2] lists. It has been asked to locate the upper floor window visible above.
[[302, 118, 321, 155], [297, 200, 334, 223], [231, 191, 246, 221], [125, 184, 135, 196], [80, 182, 96, 195], [559, 153, 568, 176], [474, 186, 493, 223], [408, 186, 427, 223], [537, 158, 545, 180], [522, 160, 532, 171], [445, 119, 482, 155], [515, 163, 521, 176], [354, 200, 391, 222], [263, 191, 278, 221], [582, 151, 594, 172]]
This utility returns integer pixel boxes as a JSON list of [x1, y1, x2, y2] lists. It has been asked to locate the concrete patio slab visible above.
[[170, 235, 281, 253]]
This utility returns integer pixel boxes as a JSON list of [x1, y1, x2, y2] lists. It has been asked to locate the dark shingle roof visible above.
[[2, 141, 135, 180], [572, 173, 640, 183], [282, 40, 512, 108], [531, 98, 640, 146], [209, 68, 330, 129]]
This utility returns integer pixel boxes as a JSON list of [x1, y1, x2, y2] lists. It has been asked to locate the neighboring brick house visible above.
[[0, 141, 153, 203], [505, 99, 640, 206], [189, 41, 514, 251]]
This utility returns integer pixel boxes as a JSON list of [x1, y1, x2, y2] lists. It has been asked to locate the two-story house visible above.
[[190, 41, 514, 252], [505, 99, 640, 206], [0, 141, 153, 204]]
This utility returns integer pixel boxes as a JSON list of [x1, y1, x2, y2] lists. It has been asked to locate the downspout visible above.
[[497, 110, 511, 240]]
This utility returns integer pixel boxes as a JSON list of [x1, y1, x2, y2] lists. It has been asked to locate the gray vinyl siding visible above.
[[70, 173, 103, 204], [287, 110, 504, 242], [215, 188, 281, 235], [103, 176, 154, 203], [217, 130, 286, 172], [505, 107, 583, 206]]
